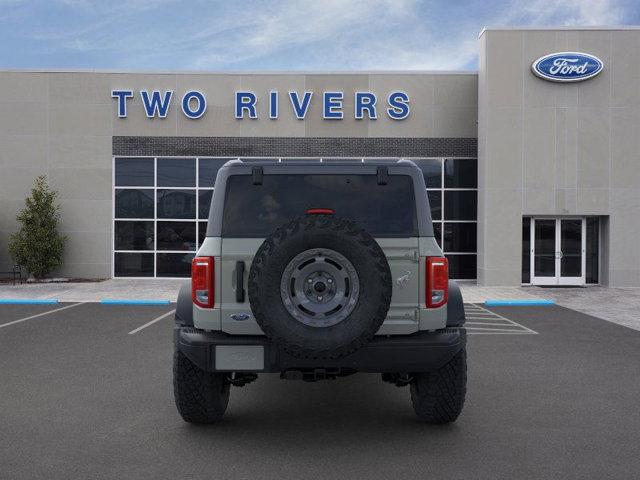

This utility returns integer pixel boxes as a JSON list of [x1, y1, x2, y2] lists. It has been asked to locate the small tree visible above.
[[9, 175, 67, 279]]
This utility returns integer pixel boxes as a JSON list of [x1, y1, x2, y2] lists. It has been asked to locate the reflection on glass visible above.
[[560, 219, 582, 277], [413, 159, 442, 188], [428, 191, 441, 220], [157, 190, 196, 219], [586, 217, 599, 284], [443, 223, 476, 252], [115, 189, 154, 218], [433, 222, 442, 247], [199, 158, 232, 187], [199, 190, 213, 219], [444, 191, 477, 220], [114, 221, 154, 250], [114, 252, 154, 277], [156, 253, 195, 278], [522, 218, 531, 283], [115, 158, 154, 186], [157, 158, 196, 187], [534, 220, 556, 277], [157, 222, 197, 251], [446, 254, 477, 279], [444, 159, 477, 188]]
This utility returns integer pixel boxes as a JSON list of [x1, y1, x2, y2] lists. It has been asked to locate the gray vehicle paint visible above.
[[193, 159, 447, 334]]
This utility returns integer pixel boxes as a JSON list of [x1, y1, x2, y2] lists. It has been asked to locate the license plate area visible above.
[[215, 345, 264, 371]]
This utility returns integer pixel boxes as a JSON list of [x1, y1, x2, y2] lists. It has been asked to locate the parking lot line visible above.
[[0, 302, 83, 329], [128, 309, 175, 335], [463, 303, 539, 335]]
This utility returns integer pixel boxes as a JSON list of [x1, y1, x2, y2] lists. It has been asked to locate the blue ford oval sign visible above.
[[532, 52, 604, 82]]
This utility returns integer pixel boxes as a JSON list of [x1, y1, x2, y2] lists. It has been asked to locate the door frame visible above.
[[530, 217, 586, 286]]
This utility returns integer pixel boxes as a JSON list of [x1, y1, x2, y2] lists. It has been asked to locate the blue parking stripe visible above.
[[0, 298, 59, 305], [485, 299, 555, 307], [100, 299, 172, 305]]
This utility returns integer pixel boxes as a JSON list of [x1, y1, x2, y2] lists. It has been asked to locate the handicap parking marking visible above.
[[127, 309, 176, 335], [464, 303, 538, 335], [0, 302, 83, 329]]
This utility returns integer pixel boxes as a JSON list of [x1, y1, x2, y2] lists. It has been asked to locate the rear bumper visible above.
[[175, 327, 466, 374]]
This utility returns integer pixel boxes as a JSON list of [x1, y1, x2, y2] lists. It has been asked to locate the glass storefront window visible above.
[[414, 158, 478, 280], [157, 158, 196, 187], [413, 159, 442, 188], [114, 221, 154, 250], [115, 189, 154, 218], [114, 156, 478, 278], [444, 158, 477, 188], [522, 218, 531, 284], [444, 191, 477, 220], [199, 158, 232, 187], [157, 189, 196, 219], [115, 158, 154, 186], [114, 252, 154, 277], [446, 254, 477, 280], [586, 217, 599, 284]]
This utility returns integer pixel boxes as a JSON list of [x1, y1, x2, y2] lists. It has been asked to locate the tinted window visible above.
[[444, 159, 477, 188], [114, 252, 154, 277], [413, 159, 441, 188], [114, 221, 154, 250], [157, 158, 196, 187], [115, 158, 153, 186], [157, 221, 196, 250], [199, 158, 231, 187], [157, 189, 196, 219], [156, 252, 194, 277], [222, 174, 417, 237], [443, 222, 476, 252], [433, 222, 442, 248], [522, 218, 531, 283], [199, 190, 213, 219], [427, 191, 441, 220], [444, 191, 477, 220], [115, 189, 154, 218], [446, 254, 476, 279], [586, 217, 599, 284]]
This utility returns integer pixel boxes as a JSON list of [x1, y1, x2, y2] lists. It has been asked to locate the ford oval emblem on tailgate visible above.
[[532, 52, 603, 82], [230, 313, 251, 321]]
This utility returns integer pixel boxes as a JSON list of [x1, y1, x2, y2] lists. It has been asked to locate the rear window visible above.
[[222, 174, 417, 237]]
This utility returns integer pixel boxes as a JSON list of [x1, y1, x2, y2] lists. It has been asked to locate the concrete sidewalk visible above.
[[1, 279, 639, 330], [0, 279, 186, 303]]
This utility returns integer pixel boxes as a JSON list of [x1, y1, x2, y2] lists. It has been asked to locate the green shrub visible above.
[[8, 175, 67, 279]]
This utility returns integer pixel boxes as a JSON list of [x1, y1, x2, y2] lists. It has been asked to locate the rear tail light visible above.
[[426, 257, 448, 308], [192, 256, 214, 308]]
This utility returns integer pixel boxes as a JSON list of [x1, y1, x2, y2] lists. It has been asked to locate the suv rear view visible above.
[[173, 159, 466, 424]]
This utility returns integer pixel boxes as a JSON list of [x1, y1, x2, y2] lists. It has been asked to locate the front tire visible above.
[[410, 348, 467, 424], [173, 350, 230, 424]]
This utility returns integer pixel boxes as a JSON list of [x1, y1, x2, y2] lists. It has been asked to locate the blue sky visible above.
[[0, 0, 638, 71]]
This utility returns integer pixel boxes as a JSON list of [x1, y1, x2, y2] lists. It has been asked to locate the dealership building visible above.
[[1, 26, 639, 286]]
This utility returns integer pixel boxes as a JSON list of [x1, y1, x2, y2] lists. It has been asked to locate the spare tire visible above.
[[248, 215, 392, 359]]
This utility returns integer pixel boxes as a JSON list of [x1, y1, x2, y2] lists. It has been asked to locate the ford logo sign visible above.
[[532, 52, 603, 83], [230, 313, 251, 321]]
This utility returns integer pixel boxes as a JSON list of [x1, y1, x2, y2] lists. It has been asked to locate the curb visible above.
[[100, 299, 172, 305], [0, 298, 59, 304], [485, 299, 555, 307]]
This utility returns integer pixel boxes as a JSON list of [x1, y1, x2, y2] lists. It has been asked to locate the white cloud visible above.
[[10, 0, 632, 70]]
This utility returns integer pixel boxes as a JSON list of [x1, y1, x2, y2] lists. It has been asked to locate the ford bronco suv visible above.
[[173, 159, 466, 424]]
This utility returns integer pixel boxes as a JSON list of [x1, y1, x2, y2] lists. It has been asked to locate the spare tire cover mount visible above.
[[279, 248, 360, 328]]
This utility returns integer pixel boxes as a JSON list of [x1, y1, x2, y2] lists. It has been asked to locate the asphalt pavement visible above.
[[0, 303, 639, 479]]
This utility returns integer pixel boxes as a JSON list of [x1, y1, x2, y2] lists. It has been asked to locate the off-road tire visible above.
[[173, 350, 230, 424], [410, 348, 467, 424], [248, 215, 392, 360]]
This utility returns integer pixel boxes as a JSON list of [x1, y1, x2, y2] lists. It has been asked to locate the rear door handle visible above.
[[235, 261, 245, 302]]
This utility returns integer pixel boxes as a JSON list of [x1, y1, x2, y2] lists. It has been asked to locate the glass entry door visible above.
[[531, 218, 586, 286]]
